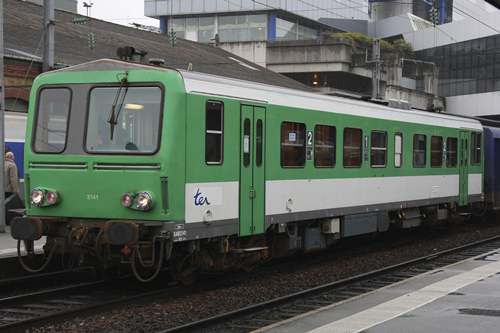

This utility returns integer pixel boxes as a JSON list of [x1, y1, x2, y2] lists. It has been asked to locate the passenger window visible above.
[[371, 131, 387, 167], [413, 134, 426, 168], [205, 100, 223, 165], [314, 125, 335, 168], [471, 132, 481, 166], [431, 136, 443, 168], [471, 133, 476, 166], [446, 137, 457, 167], [464, 139, 468, 166], [256, 120, 263, 168], [476, 133, 482, 165], [343, 128, 362, 167], [243, 118, 250, 168], [281, 122, 305, 167], [395, 133, 402, 168]]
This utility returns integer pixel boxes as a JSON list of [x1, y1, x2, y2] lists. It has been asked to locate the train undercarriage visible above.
[[10, 201, 489, 284]]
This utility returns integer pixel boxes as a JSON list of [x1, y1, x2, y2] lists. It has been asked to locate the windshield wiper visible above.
[[107, 77, 128, 140]]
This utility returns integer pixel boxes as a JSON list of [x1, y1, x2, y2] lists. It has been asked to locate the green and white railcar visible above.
[[11, 59, 484, 283]]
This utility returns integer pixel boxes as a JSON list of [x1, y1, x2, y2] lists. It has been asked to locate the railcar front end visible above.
[[11, 59, 191, 282]]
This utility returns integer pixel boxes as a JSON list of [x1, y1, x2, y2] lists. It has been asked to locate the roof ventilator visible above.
[[388, 98, 411, 110], [116, 46, 148, 63], [149, 58, 165, 66]]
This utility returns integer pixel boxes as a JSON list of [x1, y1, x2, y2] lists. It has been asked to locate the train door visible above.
[[239, 105, 266, 236], [459, 131, 469, 206]]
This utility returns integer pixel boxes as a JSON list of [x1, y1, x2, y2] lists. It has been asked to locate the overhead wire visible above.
[[290, 0, 500, 95], [9, 20, 48, 112]]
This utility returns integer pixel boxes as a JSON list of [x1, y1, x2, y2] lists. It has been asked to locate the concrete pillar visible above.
[[423, 69, 439, 96], [387, 58, 403, 87]]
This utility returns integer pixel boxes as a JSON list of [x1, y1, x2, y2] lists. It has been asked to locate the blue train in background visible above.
[[5, 111, 27, 201], [483, 126, 500, 213]]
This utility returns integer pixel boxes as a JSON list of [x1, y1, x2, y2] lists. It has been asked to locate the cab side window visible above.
[[205, 100, 223, 165]]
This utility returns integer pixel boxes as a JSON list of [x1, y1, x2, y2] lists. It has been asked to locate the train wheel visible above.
[[178, 253, 198, 285], [241, 258, 257, 273]]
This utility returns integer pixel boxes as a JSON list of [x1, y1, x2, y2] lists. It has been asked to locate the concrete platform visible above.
[[258, 250, 500, 333], [0, 226, 44, 259]]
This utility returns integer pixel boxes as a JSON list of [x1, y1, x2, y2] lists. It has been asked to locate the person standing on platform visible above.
[[5, 151, 19, 198]]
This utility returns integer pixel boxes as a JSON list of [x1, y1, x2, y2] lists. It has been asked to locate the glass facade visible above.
[[146, 0, 368, 19], [219, 14, 266, 42], [199, 17, 215, 42], [168, 16, 215, 42], [451, 0, 497, 21], [146, 0, 497, 29], [164, 11, 320, 43], [276, 16, 297, 40], [416, 35, 500, 97], [147, 0, 365, 42], [412, 0, 495, 24]]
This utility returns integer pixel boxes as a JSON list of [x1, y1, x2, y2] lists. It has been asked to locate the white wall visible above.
[[446, 91, 500, 117], [403, 10, 500, 51], [220, 41, 267, 67]]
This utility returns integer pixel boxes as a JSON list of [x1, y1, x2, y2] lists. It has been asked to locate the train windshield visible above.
[[85, 85, 162, 154], [33, 87, 71, 153]]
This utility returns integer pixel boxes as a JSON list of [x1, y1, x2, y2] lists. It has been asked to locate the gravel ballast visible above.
[[26, 220, 500, 333]]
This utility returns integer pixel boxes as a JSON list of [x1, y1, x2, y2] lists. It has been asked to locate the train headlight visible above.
[[121, 190, 154, 211], [30, 188, 61, 207], [135, 191, 153, 210], [121, 193, 134, 207], [31, 188, 45, 206], [46, 190, 59, 205]]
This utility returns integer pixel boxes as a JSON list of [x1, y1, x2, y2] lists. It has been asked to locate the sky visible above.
[[76, 0, 159, 28]]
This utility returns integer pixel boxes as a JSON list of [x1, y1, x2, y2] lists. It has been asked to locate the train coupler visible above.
[[103, 220, 139, 246], [10, 216, 46, 241]]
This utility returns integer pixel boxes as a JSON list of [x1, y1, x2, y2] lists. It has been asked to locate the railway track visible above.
[[0, 278, 188, 333], [0, 267, 97, 290], [0, 231, 414, 332], [0, 280, 111, 333], [1, 222, 497, 332], [157, 235, 500, 333]]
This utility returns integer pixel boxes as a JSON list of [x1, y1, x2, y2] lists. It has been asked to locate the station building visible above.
[[144, 0, 500, 119]]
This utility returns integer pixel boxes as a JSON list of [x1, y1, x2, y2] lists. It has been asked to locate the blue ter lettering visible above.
[[194, 188, 211, 206]]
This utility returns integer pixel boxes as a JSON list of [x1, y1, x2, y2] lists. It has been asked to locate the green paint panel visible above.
[[185, 94, 240, 184]]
